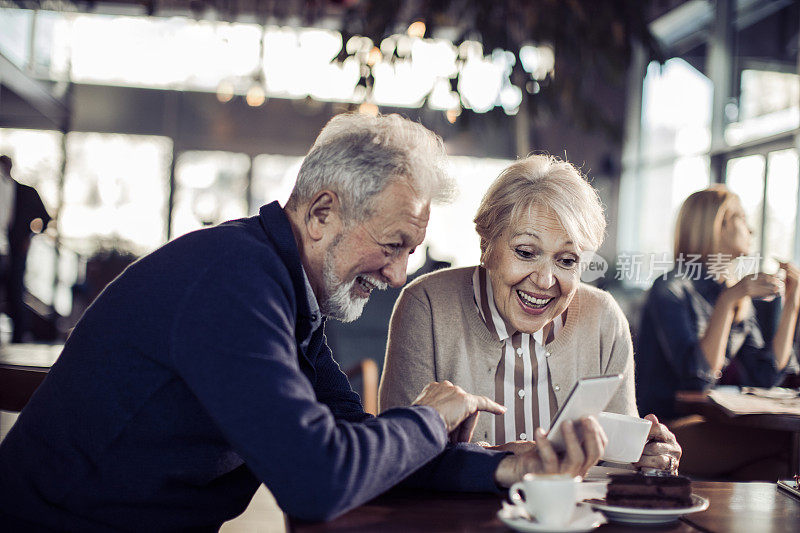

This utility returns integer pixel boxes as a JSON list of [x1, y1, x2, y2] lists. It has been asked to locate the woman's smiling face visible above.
[[486, 203, 582, 334]]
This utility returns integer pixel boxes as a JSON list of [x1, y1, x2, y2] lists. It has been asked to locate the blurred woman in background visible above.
[[636, 184, 799, 479]]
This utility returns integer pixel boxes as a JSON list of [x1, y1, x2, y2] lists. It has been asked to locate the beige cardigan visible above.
[[378, 266, 638, 445]]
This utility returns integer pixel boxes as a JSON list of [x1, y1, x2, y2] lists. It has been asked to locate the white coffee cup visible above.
[[509, 473, 579, 526], [597, 412, 652, 463]]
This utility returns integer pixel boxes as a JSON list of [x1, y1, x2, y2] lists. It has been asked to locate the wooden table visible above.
[[676, 390, 800, 473], [289, 482, 800, 532], [0, 343, 61, 411]]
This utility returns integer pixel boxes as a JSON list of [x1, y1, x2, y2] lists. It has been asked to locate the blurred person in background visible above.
[[636, 184, 799, 479], [0, 115, 607, 531], [380, 154, 681, 474], [0, 155, 52, 343]]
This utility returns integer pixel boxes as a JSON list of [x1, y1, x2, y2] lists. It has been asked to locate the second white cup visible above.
[[597, 412, 652, 463]]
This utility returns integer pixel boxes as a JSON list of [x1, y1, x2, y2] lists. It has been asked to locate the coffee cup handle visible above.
[[509, 482, 527, 507]]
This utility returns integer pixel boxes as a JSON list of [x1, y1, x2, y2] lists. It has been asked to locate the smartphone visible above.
[[546, 374, 623, 450]]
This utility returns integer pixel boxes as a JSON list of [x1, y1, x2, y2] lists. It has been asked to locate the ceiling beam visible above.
[[0, 51, 69, 128]]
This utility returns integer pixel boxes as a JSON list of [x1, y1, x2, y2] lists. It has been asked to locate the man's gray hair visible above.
[[288, 113, 452, 221]]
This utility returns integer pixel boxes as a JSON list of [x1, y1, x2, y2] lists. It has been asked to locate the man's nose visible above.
[[382, 255, 408, 288]]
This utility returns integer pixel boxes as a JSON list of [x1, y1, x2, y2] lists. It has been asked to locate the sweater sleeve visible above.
[[169, 260, 448, 522], [642, 281, 719, 389], [600, 293, 639, 417], [379, 287, 437, 411]]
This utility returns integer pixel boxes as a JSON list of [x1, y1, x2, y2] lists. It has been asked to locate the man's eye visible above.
[[383, 243, 402, 255]]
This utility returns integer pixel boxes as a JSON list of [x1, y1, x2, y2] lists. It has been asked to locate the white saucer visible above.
[[497, 502, 606, 532], [586, 494, 709, 525]]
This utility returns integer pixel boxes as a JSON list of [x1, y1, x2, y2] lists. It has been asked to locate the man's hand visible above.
[[634, 414, 682, 474], [493, 417, 607, 488], [412, 381, 505, 443]]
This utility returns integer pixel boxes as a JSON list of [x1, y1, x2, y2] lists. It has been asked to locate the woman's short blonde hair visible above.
[[674, 185, 740, 260], [473, 154, 606, 262]]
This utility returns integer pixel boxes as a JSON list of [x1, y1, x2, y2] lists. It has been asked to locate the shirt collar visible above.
[[301, 266, 322, 332]]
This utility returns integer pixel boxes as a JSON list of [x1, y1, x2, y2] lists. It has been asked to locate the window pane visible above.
[[641, 58, 712, 163], [621, 156, 710, 285], [172, 151, 249, 239], [726, 70, 800, 145], [0, 128, 63, 213], [763, 149, 799, 272], [61, 132, 172, 255], [725, 154, 766, 255], [422, 157, 512, 269], [250, 154, 303, 214], [726, 2, 800, 146], [0, 8, 32, 68]]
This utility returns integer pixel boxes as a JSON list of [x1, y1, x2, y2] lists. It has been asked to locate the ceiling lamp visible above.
[[216, 80, 235, 103], [246, 83, 266, 107]]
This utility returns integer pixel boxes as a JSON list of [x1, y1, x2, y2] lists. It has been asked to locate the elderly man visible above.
[[0, 114, 605, 530]]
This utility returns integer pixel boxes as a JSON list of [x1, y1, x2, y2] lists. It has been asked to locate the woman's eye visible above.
[[515, 248, 535, 259], [559, 257, 578, 268]]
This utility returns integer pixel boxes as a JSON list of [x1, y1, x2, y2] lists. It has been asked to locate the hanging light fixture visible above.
[[216, 80, 235, 103], [246, 83, 266, 107]]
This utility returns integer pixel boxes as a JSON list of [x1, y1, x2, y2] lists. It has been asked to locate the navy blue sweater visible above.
[[0, 202, 506, 531]]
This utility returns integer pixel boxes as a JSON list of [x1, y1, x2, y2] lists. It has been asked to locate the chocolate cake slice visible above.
[[606, 473, 693, 509]]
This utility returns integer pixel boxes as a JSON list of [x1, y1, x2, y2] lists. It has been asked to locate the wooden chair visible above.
[[344, 358, 379, 416], [0, 344, 60, 412]]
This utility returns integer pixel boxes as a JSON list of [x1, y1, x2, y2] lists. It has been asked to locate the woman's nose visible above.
[[529, 260, 554, 288]]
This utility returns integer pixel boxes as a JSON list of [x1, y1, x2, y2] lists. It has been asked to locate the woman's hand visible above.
[[484, 440, 537, 455], [725, 272, 783, 302], [777, 261, 800, 305], [493, 417, 607, 487], [634, 414, 682, 474]]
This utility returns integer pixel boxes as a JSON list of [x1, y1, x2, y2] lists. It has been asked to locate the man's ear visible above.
[[306, 190, 342, 241]]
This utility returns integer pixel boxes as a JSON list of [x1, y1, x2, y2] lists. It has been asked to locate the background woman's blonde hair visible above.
[[674, 185, 740, 261], [473, 154, 606, 263]]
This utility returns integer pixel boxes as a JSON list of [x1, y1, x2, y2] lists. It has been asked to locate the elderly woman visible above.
[[379, 154, 681, 473], [636, 185, 799, 479]]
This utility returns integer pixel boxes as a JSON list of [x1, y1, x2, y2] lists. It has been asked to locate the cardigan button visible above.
[[554, 384, 561, 391]]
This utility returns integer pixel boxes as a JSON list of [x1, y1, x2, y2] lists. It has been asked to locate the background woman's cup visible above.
[[597, 412, 652, 463], [509, 473, 580, 526]]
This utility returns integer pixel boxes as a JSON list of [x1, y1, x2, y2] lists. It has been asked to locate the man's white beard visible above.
[[321, 262, 368, 323], [319, 237, 369, 323]]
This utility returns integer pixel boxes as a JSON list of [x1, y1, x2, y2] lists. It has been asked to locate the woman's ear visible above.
[[306, 190, 342, 242]]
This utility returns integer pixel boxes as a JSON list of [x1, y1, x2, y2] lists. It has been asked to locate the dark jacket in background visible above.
[[0, 201, 506, 531], [7, 179, 52, 255], [636, 269, 791, 420]]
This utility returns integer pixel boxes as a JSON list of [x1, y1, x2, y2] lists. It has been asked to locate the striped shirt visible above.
[[472, 266, 562, 443]]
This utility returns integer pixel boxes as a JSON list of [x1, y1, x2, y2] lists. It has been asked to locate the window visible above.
[[171, 151, 249, 239], [61, 132, 172, 254], [250, 154, 303, 214]]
